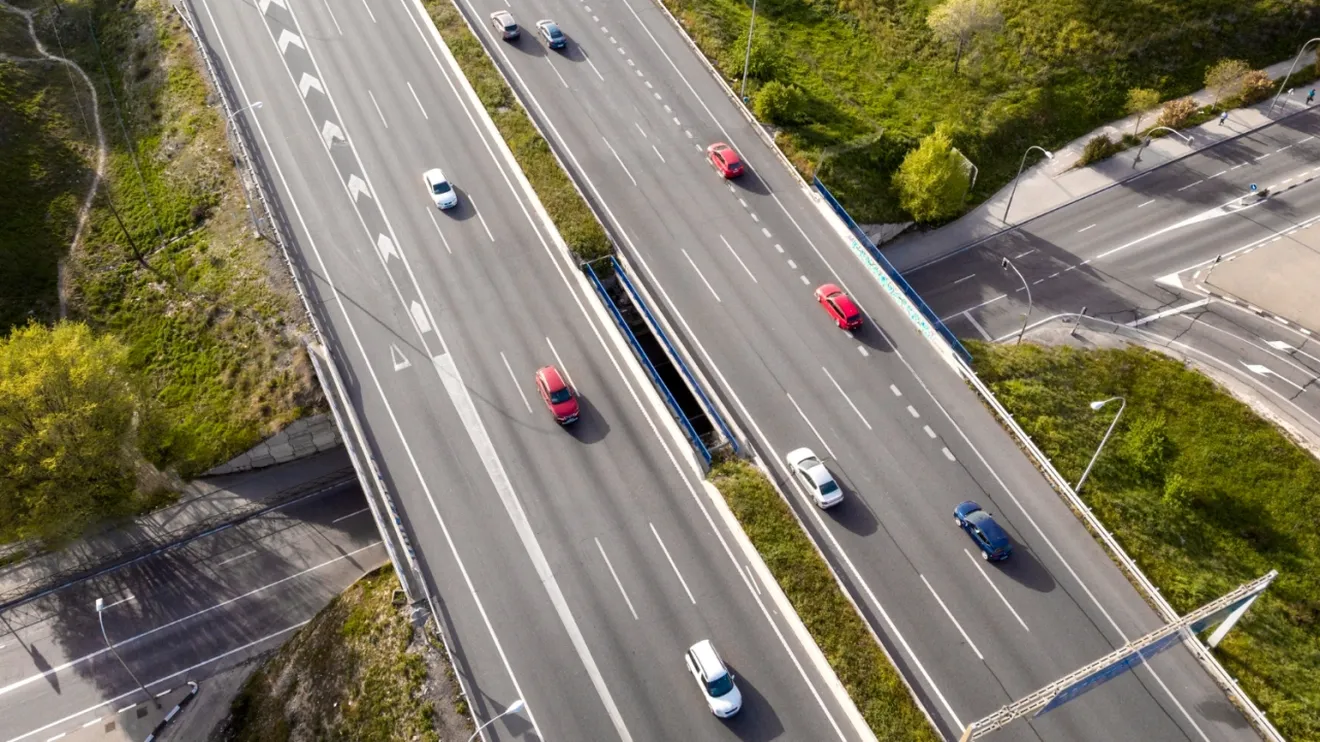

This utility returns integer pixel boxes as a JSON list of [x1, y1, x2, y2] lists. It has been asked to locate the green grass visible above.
[[967, 341, 1320, 741], [421, 0, 612, 263], [1, 0, 318, 482], [661, 0, 1315, 223], [222, 566, 447, 742], [710, 459, 939, 741]]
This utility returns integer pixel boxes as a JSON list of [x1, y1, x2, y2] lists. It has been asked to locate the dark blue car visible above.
[[536, 20, 567, 50], [954, 501, 1012, 561]]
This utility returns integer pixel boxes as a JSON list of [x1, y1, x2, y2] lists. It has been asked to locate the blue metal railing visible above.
[[813, 177, 973, 363], [608, 257, 739, 457], [585, 261, 712, 465]]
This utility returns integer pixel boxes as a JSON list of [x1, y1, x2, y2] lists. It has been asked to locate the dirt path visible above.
[[0, 0, 107, 316]]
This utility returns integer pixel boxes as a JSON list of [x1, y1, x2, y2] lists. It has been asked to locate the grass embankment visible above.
[[967, 342, 1319, 740], [711, 459, 939, 741], [421, 0, 611, 263], [1, 0, 316, 481], [660, 0, 1313, 223], [222, 566, 469, 742]]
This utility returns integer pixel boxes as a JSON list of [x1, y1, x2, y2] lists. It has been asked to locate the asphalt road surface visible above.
[[187, 0, 861, 740], [442, 0, 1262, 739], [0, 485, 384, 742]]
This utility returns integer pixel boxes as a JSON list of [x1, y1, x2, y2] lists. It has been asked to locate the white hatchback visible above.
[[685, 639, 742, 718], [786, 447, 844, 508], [423, 168, 458, 210]]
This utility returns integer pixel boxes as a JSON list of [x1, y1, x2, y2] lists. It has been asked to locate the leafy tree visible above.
[[753, 80, 810, 125], [1238, 69, 1274, 105], [892, 127, 971, 222], [926, 0, 1002, 74], [1205, 58, 1250, 107], [721, 27, 780, 84], [1125, 88, 1161, 134], [0, 322, 148, 544]]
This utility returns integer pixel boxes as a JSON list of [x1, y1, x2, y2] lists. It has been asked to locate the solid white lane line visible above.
[[650, 523, 696, 604], [743, 564, 761, 595], [952, 273, 975, 284], [962, 311, 992, 341], [595, 538, 639, 620], [321, 0, 343, 34], [820, 366, 871, 430], [426, 208, 452, 254], [81, 719, 100, 728], [602, 137, 637, 186], [331, 507, 370, 524], [469, 195, 495, 241], [920, 575, 983, 660], [44, 734, 63, 742], [215, 550, 255, 567], [366, 89, 388, 128], [652, 144, 665, 163], [405, 81, 426, 119], [719, 234, 758, 283], [544, 56, 569, 88], [681, 248, 721, 302], [359, 0, 376, 22], [1077, 223, 1096, 233], [500, 352, 533, 414], [964, 550, 1029, 631], [545, 337, 574, 388], [585, 56, 605, 81], [786, 393, 836, 459], [1137, 199, 1154, 208]]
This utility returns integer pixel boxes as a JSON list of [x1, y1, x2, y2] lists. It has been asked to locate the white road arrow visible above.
[[1265, 340, 1320, 365], [320, 120, 344, 148], [1241, 361, 1305, 391], [410, 302, 432, 334], [298, 73, 323, 98], [347, 174, 371, 202], [390, 344, 412, 371], [375, 234, 398, 262], [257, 0, 287, 14], [277, 29, 304, 54]]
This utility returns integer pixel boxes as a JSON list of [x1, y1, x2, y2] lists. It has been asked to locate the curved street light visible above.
[[1000, 257, 1032, 345], [1269, 38, 1320, 114], [1143, 126, 1193, 145], [1075, 396, 1126, 494], [95, 597, 160, 709], [1002, 145, 1053, 225], [227, 99, 263, 124], [468, 698, 526, 742]]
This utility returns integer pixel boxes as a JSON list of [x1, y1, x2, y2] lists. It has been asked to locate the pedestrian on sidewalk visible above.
[[1219, 111, 1229, 126], [1309, 89, 1316, 105]]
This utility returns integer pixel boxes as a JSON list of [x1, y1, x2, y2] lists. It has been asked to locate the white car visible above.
[[684, 640, 742, 718], [423, 168, 459, 210], [786, 447, 844, 508], [489, 10, 519, 40]]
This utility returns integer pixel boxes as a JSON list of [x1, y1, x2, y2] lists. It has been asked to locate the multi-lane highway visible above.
[[187, 0, 862, 739], [0, 485, 383, 742], [442, 0, 1264, 739]]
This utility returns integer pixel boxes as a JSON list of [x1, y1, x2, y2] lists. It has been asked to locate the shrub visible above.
[[892, 127, 970, 222], [1078, 134, 1121, 166], [1239, 69, 1274, 105], [720, 29, 780, 84], [1205, 58, 1251, 106], [753, 80, 810, 125], [1156, 97, 1199, 129]]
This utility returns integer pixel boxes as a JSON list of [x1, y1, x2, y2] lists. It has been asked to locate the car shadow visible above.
[[442, 187, 477, 222], [720, 667, 785, 741], [499, 30, 546, 59], [849, 319, 895, 354], [565, 393, 610, 445], [997, 546, 1057, 593], [731, 167, 772, 197], [825, 483, 879, 537]]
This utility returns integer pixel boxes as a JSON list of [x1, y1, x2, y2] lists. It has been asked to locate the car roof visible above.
[[975, 513, 1010, 545], [831, 292, 860, 317], [689, 640, 726, 677], [786, 447, 817, 466], [538, 365, 566, 391], [424, 168, 446, 181]]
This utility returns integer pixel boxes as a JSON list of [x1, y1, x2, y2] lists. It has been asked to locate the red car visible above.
[[535, 365, 579, 424], [815, 284, 862, 330], [707, 142, 744, 178]]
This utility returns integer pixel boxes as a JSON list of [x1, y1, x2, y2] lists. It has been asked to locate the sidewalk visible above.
[[0, 447, 355, 609], [883, 51, 1319, 274]]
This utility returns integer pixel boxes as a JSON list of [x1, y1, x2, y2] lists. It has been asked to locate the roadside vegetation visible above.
[[220, 566, 470, 742], [660, 0, 1318, 223], [421, 0, 612, 263], [0, 0, 317, 544], [967, 342, 1320, 741], [710, 459, 939, 741]]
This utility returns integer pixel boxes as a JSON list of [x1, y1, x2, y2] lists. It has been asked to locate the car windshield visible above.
[[706, 672, 735, 697], [505, 22, 517, 30], [820, 479, 839, 495], [549, 388, 572, 404], [550, 28, 563, 39], [432, 181, 451, 194], [966, 510, 991, 526]]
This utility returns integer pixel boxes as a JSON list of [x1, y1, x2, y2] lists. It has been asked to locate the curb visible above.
[[143, 681, 199, 742]]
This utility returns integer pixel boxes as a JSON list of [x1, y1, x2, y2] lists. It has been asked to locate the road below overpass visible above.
[[186, 0, 861, 739]]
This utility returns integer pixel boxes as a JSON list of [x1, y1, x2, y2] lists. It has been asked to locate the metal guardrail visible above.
[[813, 177, 973, 364], [585, 260, 712, 465], [956, 335, 1284, 742]]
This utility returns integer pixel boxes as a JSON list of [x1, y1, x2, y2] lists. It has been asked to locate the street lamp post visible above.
[[95, 598, 159, 709], [227, 99, 263, 124], [1000, 257, 1032, 345], [1143, 126, 1192, 145], [952, 147, 978, 204], [468, 698, 526, 742], [1075, 396, 1126, 494], [1002, 145, 1052, 224], [739, 0, 758, 102], [1269, 38, 1320, 114]]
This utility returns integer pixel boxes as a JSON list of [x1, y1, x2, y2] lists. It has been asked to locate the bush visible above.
[[720, 28, 780, 84], [1078, 134, 1122, 166], [1239, 69, 1274, 105], [1156, 97, 1199, 129], [753, 80, 811, 125], [892, 126, 970, 222]]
